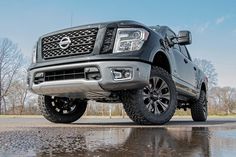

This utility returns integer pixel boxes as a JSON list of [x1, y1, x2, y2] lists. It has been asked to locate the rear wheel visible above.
[[38, 95, 87, 123], [121, 67, 177, 125], [191, 90, 208, 121]]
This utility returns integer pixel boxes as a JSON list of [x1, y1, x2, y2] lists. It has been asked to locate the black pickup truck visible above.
[[28, 20, 208, 125]]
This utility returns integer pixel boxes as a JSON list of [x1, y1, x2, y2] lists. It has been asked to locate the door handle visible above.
[[184, 58, 188, 64]]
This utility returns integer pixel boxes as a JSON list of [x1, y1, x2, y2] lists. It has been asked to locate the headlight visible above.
[[32, 44, 37, 64], [113, 28, 149, 53]]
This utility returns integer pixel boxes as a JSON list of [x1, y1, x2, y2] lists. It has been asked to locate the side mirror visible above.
[[177, 31, 192, 45]]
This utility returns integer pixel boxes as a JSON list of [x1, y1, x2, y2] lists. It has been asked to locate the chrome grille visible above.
[[42, 28, 98, 59]]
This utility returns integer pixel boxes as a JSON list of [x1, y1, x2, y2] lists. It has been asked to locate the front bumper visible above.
[[28, 61, 151, 98]]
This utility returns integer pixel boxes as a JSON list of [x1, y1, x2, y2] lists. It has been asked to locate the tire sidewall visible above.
[[201, 91, 208, 119], [138, 67, 177, 124], [191, 90, 208, 121], [40, 96, 87, 123]]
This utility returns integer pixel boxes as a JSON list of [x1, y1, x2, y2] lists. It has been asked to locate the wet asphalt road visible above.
[[0, 117, 236, 157]]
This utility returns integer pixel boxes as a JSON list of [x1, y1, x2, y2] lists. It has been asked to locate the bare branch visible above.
[[0, 38, 23, 114], [194, 58, 218, 89]]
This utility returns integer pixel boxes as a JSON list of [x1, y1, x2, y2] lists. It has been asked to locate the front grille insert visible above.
[[33, 67, 101, 84], [101, 28, 116, 54], [42, 28, 98, 59], [45, 68, 85, 82]]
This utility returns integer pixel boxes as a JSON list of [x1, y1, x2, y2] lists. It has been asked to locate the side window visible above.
[[180, 45, 191, 60]]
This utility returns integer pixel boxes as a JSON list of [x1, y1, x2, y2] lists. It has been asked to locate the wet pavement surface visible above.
[[0, 117, 236, 157]]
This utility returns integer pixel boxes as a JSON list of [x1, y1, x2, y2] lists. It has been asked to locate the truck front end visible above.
[[28, 21, 152, 100]]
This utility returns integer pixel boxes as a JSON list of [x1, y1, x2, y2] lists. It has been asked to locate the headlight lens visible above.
[[32, 44, 37, 63], [113, 28, 149, 53]]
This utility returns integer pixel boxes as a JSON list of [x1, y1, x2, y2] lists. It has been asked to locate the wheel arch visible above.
[[201, 82, 207, 92], [152, 51, 172, 74], [196, 82, 207, 100]]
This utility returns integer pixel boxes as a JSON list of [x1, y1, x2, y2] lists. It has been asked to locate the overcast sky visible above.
[[0, 0, 236, 87]]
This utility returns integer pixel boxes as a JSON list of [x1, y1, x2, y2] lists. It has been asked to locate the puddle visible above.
[[0, 127, 235, 157]]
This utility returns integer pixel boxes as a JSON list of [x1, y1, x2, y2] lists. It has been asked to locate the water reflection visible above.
[[0, 127, 236, 157], [122, 127, 210, 157]]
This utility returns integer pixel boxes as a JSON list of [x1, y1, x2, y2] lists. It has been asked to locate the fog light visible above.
[[112, 68, 132, 80], [34, 72, 44, 84], [35, 72, 44, 78], [113, 71, 123, 79], [84, 67, 101, 80], [124, 71, 131, 78]]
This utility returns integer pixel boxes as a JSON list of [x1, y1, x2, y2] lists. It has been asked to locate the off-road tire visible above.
[[38, 95, 87, 123], [120, 67, 177, 125], [191, 90, 208, 121]]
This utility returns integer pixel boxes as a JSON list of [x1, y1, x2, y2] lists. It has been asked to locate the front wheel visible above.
[[121, 67, 177, 125], [38, 96, 87, 123]]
